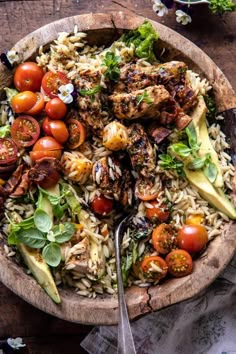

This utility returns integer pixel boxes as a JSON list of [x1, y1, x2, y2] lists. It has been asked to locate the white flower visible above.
[[175, 9, 192, 25], [7, 337, 26, 350], [152, 0, 168, 17], [58, 83, 74, 104], [6, 50, 19, 65]]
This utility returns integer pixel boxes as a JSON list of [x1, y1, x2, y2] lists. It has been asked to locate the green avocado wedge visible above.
[[18, 243, 61, 304]]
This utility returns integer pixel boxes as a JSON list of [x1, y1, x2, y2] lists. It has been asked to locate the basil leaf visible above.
[[42, 243, 61, 267], [170, 143, 192, 157], [53, 222, 76, 243], [53, 203, 68, 219], [17, 216, 35, 229], [204, 162, 218, 183], [17, 228, 46, 248], [8, 231, 19, 245], [187, 157, 206, 170], [34, 209, 53, 233], [38, 186, 61, 206]]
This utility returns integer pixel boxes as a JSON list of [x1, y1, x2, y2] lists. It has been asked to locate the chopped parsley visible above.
[[102, 52, 121, 82], [136, 90, 153, 105]]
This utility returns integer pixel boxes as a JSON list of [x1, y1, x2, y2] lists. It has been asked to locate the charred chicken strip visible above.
[[109, 85, 170, 120], [127, 123, 156, 177]]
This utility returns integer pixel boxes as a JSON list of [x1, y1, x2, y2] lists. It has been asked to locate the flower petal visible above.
[[58, 93, 73, 104]]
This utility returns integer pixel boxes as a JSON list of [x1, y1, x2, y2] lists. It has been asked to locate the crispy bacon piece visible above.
[[28, 157, 61, 184], [11, 170, 30, 197], [4, 165, 24, 195], [147, 123, 172, 144]]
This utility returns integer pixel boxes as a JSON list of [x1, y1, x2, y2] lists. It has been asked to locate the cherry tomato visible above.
[[25, 92, 44, 115], [32, 136, 63, 151], [30, 150, 62, 162], [41, 71, 69, 98], [11, 116, 40, 147], [67, 119, 86, 149], [11, 91, 37, 113], [45, 98, 67, 120], [37, 170, 60, 189], [141, 256, 168, 281], [91, 195, 113, 216], [135, 177, 159, 201], [14, 62, 44, 92], [186, 214, 204, 225], [0, 138, 18, 165], [42, 117, 53, 136], [166, 249, 193, 277], [177, 224, 208, 253], [146, 200, 170, 223], [48, 120, 69, 144], [152, 223, 177, 254]]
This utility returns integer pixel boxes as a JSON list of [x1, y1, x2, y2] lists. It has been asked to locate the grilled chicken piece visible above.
[[127, 123, 156, 177], [114, 61, 187, 93], [92, 156, 132, 205], [75, 69, 104, 136], [109, 85, 170, 120]]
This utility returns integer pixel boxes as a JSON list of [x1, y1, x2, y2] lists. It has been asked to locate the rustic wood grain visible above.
[[0, 12, 236, 327]]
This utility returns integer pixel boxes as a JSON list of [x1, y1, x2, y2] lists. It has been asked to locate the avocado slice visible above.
[[18, 243, 61, 303], [191, 96, 224, 188], [184, 166, 236, 219]]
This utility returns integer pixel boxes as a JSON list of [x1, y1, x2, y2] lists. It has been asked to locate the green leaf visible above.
[[38, 186, 61, 206], [204, 161, 218, 183], [0, 124, 10, 138], [53, 222, 76, 243], [8, 231, 19, 245], [60, 182, 81, 220], [159, 154, 184, 176], [102, 52, 121, 82], [17, 228, 46, 249], [170, 143, 192, 157], [209, 0, 236, 14], [136, 90, 153, 105], [187, 157, 206, 170], [34, 209, 53, 233], [80, 85, 101, 98], [42, 243, 61, 267], [53, 203, 68, 219]]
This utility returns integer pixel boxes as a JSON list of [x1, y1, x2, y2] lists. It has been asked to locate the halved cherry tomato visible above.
[[30, 150, 62, 162], [41, 71, 69, 98], [42, 117, 53, 136], [48, 120, 69, 144], [141, 256, 168, 281], [45, 98, 67, 120], [165, 249, 193, 277], [32, 136, 63, 151], [25, 92, 44, 115], [146, 200, 170, 223], [11, 116, 40, 147], [91, 195, 113, 216], [0, 138, 18, 165], [11, 91, 37, 113], [67, 119, 86, 149], [152, 223, 177, 254], [177, 224, 208, 253], [135, 177, 160, 201], [14, 62, 44, 92]]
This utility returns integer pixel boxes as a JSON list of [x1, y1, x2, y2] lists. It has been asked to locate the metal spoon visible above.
[[114, 214, 137, 354]]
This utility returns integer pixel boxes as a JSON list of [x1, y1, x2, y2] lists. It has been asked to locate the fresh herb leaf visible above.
[[8, 231, 19, 245], [204, 161, 218, 183], [34, 209, 53, 233], [102, 52, 121, 82], [0, 124, 10, 137], [209, 0, 236, 14], [136, 90, 153, 105], [159, 154, 184, 175], [42, 243, 61, 267], [187, 157, 206, 170], [38, 186, 62, 206], [80, 85, 102, 99], [185, 123, 198, 149], [170, 143, 192, 157], [17, 228, 46, 249], [53, 222, 76, 243], [205, 94, 217, 121], [53, 203, 68, 219]]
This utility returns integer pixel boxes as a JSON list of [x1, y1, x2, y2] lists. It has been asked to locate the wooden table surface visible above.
[[0, 1, 235, 353]]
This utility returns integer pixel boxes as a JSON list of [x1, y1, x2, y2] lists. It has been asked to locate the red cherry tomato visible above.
[[0, 138, 18, 165], [41, 71, 69, 98], [25, 92, 45, 115], [146, 200, 170, 223], [14, 62, 44, 92], [48, 120, 69, 144], [11, 91, 37, 113], [177, 224, 208, 253], [166, 249, 193, 278], [45, 98, 67, 120], [67, 119, 86, 149], [91, 195, 113, 216], [30, 150, 62, 162], [135, 177, 159, 201], [141, 256, 168, 281], [32, 136, 63, 151], [42, 117, 52, 136], [152, 224, 177, 254], [11, 116, 40, 147]]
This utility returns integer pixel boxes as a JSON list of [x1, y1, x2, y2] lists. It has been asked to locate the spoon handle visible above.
[[115, 220, 137, 354]]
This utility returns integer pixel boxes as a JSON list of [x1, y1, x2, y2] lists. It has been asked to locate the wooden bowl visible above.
[[0, 12, 236, 325]]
